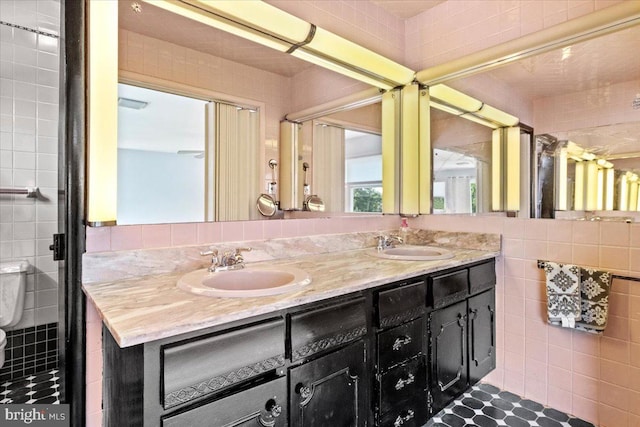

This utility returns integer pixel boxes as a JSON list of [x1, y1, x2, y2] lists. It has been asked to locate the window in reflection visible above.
[[344, 129, 382, 213], [117, 84, 208, 224]]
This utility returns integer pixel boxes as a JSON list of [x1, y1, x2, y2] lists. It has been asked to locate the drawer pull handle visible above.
[[259, 398, 282, 427], [394, 373, 415, 390], [392, 336, 412, 351], [393, 409, 415, 426]]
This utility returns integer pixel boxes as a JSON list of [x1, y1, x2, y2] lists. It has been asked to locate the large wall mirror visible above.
[[114, 0, 383, 224], [436, 22, 640, 219]]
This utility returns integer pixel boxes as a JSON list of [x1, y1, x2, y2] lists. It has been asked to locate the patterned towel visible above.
[[575, 268, 612, 334], [543, 262, 581, 328]]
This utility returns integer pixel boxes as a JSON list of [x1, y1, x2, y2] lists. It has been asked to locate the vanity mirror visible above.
[[111, 0, 392, 224], [427, 18, 640, 218]]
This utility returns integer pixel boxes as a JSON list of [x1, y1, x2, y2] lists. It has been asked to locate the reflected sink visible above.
[[371, 245, 455, 261], [178, 266, 311, 298]]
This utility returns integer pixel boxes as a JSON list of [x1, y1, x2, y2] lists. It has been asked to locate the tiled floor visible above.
[[0, 370, 60, 404], [426, 384, 595, 427]]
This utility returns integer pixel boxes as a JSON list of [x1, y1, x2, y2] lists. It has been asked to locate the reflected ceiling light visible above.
[[574, 162, 585, 210], [619, 173, 629, 211], [596, 168, 604, 210], [561, 46, 572, 60], [585, 160, 598, 211], [429, 84, 519, 128], [146, 0, 415, 90], [118, 97, 148, 109]]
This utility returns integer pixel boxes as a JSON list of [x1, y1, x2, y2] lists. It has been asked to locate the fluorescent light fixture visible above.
[[491, 129, 502, 211], [401, 84, 419, 216], [619, 173, 629, 211], [581, 152, 596, 161], [148, 0, 415, 90], [87, 0, 118, 226], [574, 162, 584, 210], [491, 127, 520, 211], [419, 88, 431, 214], [505, 127, 520, 211], [118, 97, 148, 110], [557, 147, 568, 210], [630, 181, 639, 212], [585, 160, 598, 211], [429, 85, 482, 112], [382, 90, 401, 213], [597, 159, 613, 168], [596, 168, 604, 210], [430, 100, 500, 129], [279, 121, 301, 210], [429, 84, 519, 128], [605, 168, 615, 210]]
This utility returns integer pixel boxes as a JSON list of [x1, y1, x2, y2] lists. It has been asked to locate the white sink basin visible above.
[[371, 245, 455, 261], [178, 265, 311, 298]]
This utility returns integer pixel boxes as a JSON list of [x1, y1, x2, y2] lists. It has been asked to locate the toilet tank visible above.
[[0, 260, 30, 328]]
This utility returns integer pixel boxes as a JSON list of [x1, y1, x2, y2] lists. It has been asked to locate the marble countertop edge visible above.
[[83, 247, 500, 348]]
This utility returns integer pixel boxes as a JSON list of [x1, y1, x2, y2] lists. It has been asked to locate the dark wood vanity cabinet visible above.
[[102, 258, 496, 427], [428, 261, 496, 416]]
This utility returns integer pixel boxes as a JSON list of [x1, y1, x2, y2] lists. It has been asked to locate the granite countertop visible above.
[[83, 245, 499, 348]]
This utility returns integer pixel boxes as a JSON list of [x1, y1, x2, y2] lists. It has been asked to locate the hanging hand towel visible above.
[[543, 262, 581, 328], [575, 268, 612, 334]]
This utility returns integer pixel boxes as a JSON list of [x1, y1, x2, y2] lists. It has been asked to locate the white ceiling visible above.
[[371, 0, 446, 19], [118, 84, 208, 153]]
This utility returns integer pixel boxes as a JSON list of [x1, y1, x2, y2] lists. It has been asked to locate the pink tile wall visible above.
[[405, 0, 624, 71], [534, 79, 640, 135], [86, 299, 103, 427], [413, 215, 640, 426]]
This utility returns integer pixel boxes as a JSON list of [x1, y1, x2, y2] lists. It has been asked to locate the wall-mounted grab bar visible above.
[[537, 259, 640, 283], [0, 187, 39, 198]]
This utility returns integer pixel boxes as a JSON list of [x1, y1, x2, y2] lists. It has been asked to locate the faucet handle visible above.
[[234, 247, 252, 263], [200, 247, 219, 257]]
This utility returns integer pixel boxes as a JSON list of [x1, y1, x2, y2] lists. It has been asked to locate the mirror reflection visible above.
[[431, 108, 493, 214], [463, 23, 640, 217], [117, 0, 386, 224]]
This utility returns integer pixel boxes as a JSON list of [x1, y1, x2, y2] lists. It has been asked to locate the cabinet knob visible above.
[[392, 335, 412, 351], [295, 383, 313, 400], [259, 398, 282, 427], [394, 373, 415, 390], [393, 409, 415, 426]]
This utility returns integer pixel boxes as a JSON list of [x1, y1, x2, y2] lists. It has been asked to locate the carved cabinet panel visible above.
[[429, 300, 468, 415], [468, 288, 496, 384], [289, 341, 367, 427]]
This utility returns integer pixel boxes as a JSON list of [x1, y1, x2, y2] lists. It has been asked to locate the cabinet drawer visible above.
[[162, 319, 285, 409], [377, 280, 426, 328], [429, 269, 468, 309], [377, 318, 423, 371], [378, 393, 427, 427], [290, 297, 367, 362], [378, 357, 426, 415], [469, 260, 496, 294], [162, 377, 287, 427]]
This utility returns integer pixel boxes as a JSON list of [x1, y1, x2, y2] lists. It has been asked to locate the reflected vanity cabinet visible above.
[[101, 258, 495, 427]]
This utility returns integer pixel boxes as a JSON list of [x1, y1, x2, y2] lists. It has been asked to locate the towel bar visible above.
[[537, 259, 640, 283], [0, 186, 38, 198]]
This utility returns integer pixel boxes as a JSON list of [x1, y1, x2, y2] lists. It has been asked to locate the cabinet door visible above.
[[468, 288, 496, 384], [162, 377, 287, 427], [290, 341, 367, 427], [429, 300, 467, 415]]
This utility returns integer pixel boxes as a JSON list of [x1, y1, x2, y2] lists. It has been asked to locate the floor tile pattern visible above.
[[0, 370, 60, 404], [426, 384, 595, 427]]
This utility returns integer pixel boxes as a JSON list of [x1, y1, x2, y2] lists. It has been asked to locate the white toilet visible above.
[[0, 260, 29, 368]]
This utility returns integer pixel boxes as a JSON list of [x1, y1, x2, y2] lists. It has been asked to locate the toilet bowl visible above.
[[0, 260, 29, 369]]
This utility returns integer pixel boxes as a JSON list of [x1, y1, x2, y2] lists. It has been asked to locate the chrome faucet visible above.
[[376, 234, 403, 251], [200, 247, 252, 272]]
